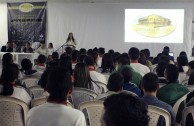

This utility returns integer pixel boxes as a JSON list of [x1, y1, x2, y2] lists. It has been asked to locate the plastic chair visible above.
[[182, 106, 194, 126], [148, 105, 171, 126], [173, 92, 190, 116], [28, 85, 44, 99], [0, 96, 29, 126], [21, 77, 39, 88], [79, 101, 104, 126], [72, 87, 98, 109]]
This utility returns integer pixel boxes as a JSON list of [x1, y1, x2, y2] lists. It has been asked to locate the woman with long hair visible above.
[[65, 32, 77, 49], [73, 62, 102, 94]]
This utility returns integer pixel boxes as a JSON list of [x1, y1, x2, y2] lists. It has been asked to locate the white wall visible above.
[[0, 1, 194, 59]]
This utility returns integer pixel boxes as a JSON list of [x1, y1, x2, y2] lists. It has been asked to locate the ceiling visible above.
[[0, 0, 194, 3]]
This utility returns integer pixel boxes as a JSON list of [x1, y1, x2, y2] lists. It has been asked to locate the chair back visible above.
[[0, 96, 29, 126], [79, 101, 104, 126], [182, 106, 194, 126], [148, 105, 171, 126], [72, 87, 97, 108], [21, 77, 39, 88], [173, 92, 190, 116], [178, 72, 187, 84], [28, 86, 44, 99]]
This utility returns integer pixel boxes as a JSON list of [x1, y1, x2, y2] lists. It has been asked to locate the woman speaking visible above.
[[65, 32, 77, 49]]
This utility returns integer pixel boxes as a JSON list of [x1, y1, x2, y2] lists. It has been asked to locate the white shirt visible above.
[[35, 47, 48, 57], [89, 70, 107, 84], [26, 102, 86, 126], [48, 48, 55, 55], [130, 63, 150, 76], [0, 85, 31, 105]]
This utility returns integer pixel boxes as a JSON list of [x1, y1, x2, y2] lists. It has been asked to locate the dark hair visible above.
[[121, 67, 132, 83], [79, 48, 87, 55], [188, 70, 194, 85], [128, 47, 140, 60], [188, 61, 194, 70], [163, 46, 170, 53], [179, 51, 187, 57], [142, 73, 159, 92], [0, 63, 19, 95], [177, 55, 188, 72], [66, 32, 75, 42], [59, 55, 73, 75], [21, 58, 32, 71], [47, 67, 72, 102], [37, 54, 46, 64], [144, 49, 150, 58], [73, 63, 92, 89], [101, 53, 115, 73], [107, 72, 124, 92], [108, 49, 114, 55], [52, 52, 59, 60], [38, 69, 51, 90], [49, 43, 53, 48], [84, 56, 95, 66], [156, 61, 168, 77], [158, 55, 170, 64], [165, 64, 179, 83], [98, 47, 105, 56], [138, 52, 147, 65], [78, 54, 86, 63], [72, 50, 79, 62], [2, 53, 13, 67], [103, 92, 149, 126], [93, 47, 98, 52], [87, 49, 93, 56], [65, 47, 72, 55]]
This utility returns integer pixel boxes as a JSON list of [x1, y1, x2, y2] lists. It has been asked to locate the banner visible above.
[[7, 2, 47, 46]]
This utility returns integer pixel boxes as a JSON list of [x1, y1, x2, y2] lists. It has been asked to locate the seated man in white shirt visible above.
[[26, 67, 86, 126], [128, 47, 150, 76], [84, 56, 107, 84]]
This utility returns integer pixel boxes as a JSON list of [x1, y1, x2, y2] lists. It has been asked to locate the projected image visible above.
[[125, 9, 184, 43]]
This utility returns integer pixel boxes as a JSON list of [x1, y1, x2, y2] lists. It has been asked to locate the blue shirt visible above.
[[123, 82, 142, 97]]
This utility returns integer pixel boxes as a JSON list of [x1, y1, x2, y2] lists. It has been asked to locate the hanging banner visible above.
[[7, 2, 47, 46]]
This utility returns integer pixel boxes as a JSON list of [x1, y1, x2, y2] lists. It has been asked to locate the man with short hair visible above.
[[141, 72, 176, 126], [157, 64, 189, 123], [128, 47, 150, 76], [26, 68, 86, 126]]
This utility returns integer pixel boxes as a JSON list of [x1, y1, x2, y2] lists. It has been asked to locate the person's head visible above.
[[107, 72, 124, 92], [65, 47, 73, 56], [48, 43, 53, 48], [93, 47, 98, 52], [79, 48, 87, 55], [138, 52, 147, 65], [47, 67, 72, 102], [68, 32, 73, 38], [177, 55, 188, 72], [78, 54, 86, 63], [91, 51, 99, 64], [117, 53, 130, 67], [187, 61, 194, 75], [102, 92, 149, 126], [158, 55, 170, 64], [59, 55, 73, 75], [163, 46, 170, 53], [108, 49, 114, 55], [6, 42, 11, 48], [98, 47, 105, 57], [52, 52, 59, 60], [37, 54, 46, 64], [2, 53, 13, 67], [84, 56, 95, 66], [179, 51, 187, 57], [188, 70, 194, 85], [72, 50, 79, 62], [0, 63, 19, 95], [121, 67, 132, 83], [21, 58, 32, 71], [144, 49, 150, 58], [128, 47, 140, 60], [141, 73, 159, 93], [12, 42, 17, 48], [25, 42, 31, 49], [101, 53, 114, 73], [73, 62, 92, 89], [164, 64, 179, 83], [156, 61, 168, 77]]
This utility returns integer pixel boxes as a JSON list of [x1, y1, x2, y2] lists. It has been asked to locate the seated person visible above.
[[121, 67, 142, 97], [156, 61, 168, 84], [26, 67, 86, 126], [101, 92, 149, 126], [141, 72, 176, 126], [0, 63, 31, 105], [157, 64, 189, 123], [21, 58, 42, 78], [34, 55, 47, 73], [1, 42, 13, 52], [23, 42, 33, 53]]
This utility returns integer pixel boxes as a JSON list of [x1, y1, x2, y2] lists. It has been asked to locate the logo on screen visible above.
[[19, 3, 34, 13], [133, 14, 176, 38]]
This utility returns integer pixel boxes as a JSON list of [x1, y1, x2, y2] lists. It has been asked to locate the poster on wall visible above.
[[7, 2, 47, 47]]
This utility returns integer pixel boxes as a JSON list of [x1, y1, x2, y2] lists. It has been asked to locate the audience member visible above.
[[26, 67, 86, 126], [177, 55, 188, 73], [157, 64, 189, 123], [128, 47, 150, 76], [65, 46, 73, 56], [97, 47, 105, 67], [121, 67, 142, 97], [156, 61, 168, 84], [141, 72, 176, 126], [60, 54, 73, 75], [84, 56, 107, 84], [101, 53, 115, 73], [34, 54, 47, 73], [0, 63, 31, 105], [101, 92, 149, 126]]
